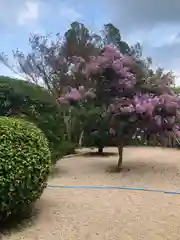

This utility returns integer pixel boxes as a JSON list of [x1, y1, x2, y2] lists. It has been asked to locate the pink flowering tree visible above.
[[58, 84, 98, 146], [85, 45, 180, 170], [59, 45, 180, 171], [58, 61, 111, 153]]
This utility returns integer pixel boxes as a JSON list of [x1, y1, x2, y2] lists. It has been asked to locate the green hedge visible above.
[[0, 117, 51, 219], [0, 76, 75, 163]]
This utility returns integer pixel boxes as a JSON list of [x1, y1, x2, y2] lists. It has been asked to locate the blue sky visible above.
[[1, 0, 180, 84]]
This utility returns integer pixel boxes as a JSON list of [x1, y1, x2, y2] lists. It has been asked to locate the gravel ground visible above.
[[2, 147, 180, 240]]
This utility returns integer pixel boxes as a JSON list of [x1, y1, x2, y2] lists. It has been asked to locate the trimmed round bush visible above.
[[0, 117, 51, 219]]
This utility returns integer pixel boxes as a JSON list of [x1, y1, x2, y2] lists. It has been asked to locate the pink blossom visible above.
[[66, 88, 82, 101], [135, 104, 146, 114], [112, 59, 123, 72], [160, 93, 179, 103], [121, 55, 134, 66], [96, 56, 110, 67], [85, 62, 100, 76], [102, 45, 121, 60]]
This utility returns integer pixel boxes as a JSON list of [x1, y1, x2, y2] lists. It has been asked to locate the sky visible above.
[[1, 0, 180, 84]]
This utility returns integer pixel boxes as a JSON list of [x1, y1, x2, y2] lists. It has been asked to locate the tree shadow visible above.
[[49, 165, 68, 179], [106, 160, 179, 175], [0, 205, 39, 236], [82, 151, 117, 157], [106, 165, 131, 173]]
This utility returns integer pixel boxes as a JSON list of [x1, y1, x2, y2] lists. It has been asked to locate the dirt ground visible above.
[[2, 147, 180, 240]]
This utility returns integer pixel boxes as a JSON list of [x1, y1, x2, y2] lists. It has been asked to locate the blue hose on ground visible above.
[[47, 185, 180, 195]]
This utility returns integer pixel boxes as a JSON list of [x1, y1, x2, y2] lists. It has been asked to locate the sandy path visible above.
[[2, 147, 180, 240]]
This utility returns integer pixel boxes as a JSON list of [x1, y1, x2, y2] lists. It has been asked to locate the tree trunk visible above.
[[117, 143, 123, 171], [78, 131, 84, 147], [98, 147, 103, 154]]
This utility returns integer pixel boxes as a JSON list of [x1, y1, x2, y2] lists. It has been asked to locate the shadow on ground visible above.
[[106, 160, 180, 176], [0, 206, 39, 236], [82, 151, 118, 157], [50, 165, 68, 179]]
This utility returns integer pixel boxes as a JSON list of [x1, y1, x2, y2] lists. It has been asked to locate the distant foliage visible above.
[[0, 117, 51, 219], [0, 76, 73, 163]]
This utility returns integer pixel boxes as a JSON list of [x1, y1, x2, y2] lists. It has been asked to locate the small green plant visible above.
[[0, 117, 51, 220]]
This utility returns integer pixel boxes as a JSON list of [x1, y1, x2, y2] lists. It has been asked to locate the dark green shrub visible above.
[[58, 141, 76, 156], [0, 76, 65, 163], [0, 117, 51, 219], [83, 106, 110, 152]]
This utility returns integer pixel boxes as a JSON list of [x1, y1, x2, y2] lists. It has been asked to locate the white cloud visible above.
[[59, 3, 82, 22], [0, 0, 40, 27], [17, 1, 39, 26]]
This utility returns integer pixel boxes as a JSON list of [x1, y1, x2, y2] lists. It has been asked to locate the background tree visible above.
[[61, 21, 101, 59], [80, 105, 110, 153], [0, 22, 103, 146], [102, 23, 131, 54], [0, 22, 101, 97]]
